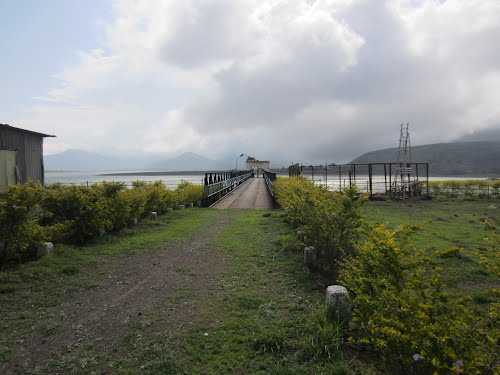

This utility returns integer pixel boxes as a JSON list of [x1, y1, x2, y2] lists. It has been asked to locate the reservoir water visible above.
[[45, 170, 205, 188], [46, 170, 490, 192]]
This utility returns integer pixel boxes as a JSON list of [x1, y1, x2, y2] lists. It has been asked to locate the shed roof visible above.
[[0, 124, 56, 138]]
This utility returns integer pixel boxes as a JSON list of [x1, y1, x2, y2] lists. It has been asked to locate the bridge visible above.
[[201, 170, 276, 209]]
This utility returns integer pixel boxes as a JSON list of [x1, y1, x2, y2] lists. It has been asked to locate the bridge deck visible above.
[[212, 177, 273, 209]]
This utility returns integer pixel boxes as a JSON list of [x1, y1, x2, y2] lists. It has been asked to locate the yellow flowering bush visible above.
[[274, 178, 499, 373], [340, 225, 499, 374], [274, 177, 365, 273]]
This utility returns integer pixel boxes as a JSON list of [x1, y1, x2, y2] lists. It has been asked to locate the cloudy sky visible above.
[[2, 0, 500, 163]]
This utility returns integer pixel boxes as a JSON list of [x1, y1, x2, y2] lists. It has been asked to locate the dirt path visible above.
[[2, 210, 235, 374], [213, 177, 274, 209]]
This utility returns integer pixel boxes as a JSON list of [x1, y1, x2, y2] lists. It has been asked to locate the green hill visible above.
[[351, 141, 500, 177]]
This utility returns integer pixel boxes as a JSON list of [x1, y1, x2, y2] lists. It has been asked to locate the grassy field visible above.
[[363, 200, 500, 309], [1, 200, 498, 374], [134, 210, 373, 374]]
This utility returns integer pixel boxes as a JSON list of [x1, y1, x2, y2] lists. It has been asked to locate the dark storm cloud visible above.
[[25, 0, 500, 162], [168, 0, 500, 162]]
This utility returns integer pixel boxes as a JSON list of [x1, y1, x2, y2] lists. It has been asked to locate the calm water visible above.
[[304, 175, 489, 193], [46, 171, 490, 192], [46, 171, 204, 188]]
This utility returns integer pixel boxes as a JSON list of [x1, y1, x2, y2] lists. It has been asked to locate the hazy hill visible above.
[[45, 149, 227, 171], [148, 152, 222, 171], [351, 141, 500, 177]]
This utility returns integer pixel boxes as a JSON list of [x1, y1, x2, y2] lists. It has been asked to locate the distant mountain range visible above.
[[351, 125, 500, 176], [351, 141, 500, 177], [45, 126, 500, 176], [45, 149, 229, 171], [148, 152, 223, 171]]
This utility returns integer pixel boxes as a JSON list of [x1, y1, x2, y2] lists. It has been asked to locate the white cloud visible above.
[[19, 0, 500, 162]]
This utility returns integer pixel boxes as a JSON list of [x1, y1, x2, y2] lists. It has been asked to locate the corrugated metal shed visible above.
[[0, 124, 55, 189]]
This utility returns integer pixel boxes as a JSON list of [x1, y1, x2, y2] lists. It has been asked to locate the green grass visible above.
[[114, 210, 375, 374], [2, 200, 497, 374], [0, 208, 218, 366], [1, 208, 376, 374], [363, 200, 500, 307]]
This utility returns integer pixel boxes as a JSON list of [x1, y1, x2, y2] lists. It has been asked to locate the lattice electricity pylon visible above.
[[397, 123, 411, 162], [392, 123, 418, 199]]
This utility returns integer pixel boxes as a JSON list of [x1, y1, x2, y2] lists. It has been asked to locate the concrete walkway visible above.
[[213, 177, 274, 209]]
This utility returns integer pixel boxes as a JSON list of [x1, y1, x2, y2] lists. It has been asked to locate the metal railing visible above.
[[202, 170, 253, 207], [263, 169, 277, 205], [290, 162, 430, 200]]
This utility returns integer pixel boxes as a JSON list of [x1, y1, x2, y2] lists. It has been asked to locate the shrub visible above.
[[274, 178, 364, 274], [41, 185, 111, 244], [94, 182, 131, 231], [175, 181, 203, 206], [121, 186, 147, 221], [1, 180, 205, 265], [0, 184, 44, 265], [339, 225, 498, 374], [273, 177, 319, 227], [274, 177, 498, 373], [143, 181, 173, 214]]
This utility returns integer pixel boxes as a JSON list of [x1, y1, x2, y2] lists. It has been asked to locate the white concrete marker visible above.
[[325, 285, 351, 323]]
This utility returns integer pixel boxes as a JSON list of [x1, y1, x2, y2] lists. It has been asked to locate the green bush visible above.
[[95, 182, 132, 231], [143, 181, 174, 214], [41, 184, 112, 244], [274, 178, 364, 274], [0, 184, 44, 265], [273, 177, 319, 227], [0, 180, 205, 266], [339, 225, 498, 374], [121, 186, 147, 221], [175, 181, 203, 206], [274, 178, 498, 373]]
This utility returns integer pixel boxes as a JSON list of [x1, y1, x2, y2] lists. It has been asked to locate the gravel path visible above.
[[2, 211, 234, 374], [213, 177, 274, 209]]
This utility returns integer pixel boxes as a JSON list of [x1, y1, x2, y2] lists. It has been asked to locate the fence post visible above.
[[426, 163, 429, 197], [325, 163, 328, 189], [389, 163, 392, 197], [368, 164, 373, 198], [338, 165, 342, 192], [384, 164, 387, 194]]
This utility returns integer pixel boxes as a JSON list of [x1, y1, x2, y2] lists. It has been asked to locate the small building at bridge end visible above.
[[246, 156, 270, 176]]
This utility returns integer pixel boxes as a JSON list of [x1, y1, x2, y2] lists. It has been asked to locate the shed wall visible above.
[[0, 128, 44, 184]]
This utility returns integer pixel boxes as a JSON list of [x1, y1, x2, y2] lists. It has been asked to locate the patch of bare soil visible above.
[[3, 211, 234, 374]]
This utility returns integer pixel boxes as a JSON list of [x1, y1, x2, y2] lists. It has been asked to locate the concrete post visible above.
[[37, 242, 54, 258], [325, 285, 351, 323]]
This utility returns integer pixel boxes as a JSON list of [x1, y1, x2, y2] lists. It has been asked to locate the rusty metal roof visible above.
[[0, 123, 56, 137]]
